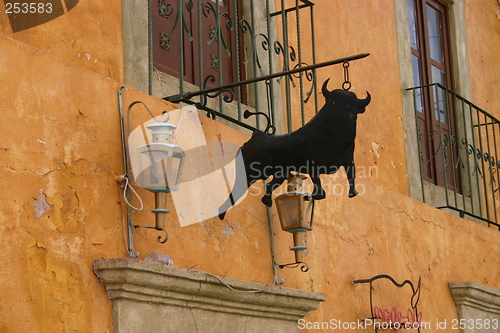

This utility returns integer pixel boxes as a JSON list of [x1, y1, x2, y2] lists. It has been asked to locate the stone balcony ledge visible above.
[[94, 259, 325, 333]]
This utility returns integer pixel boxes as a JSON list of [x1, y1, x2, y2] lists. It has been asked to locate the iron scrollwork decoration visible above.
[[158, 0, 194, 52], [419, 128, 500, 211], [408, 83, 500, 227], [196, 74, 235, 116], [243, 79, 276, 135], [134, 225, 169, 243], [353, 275, 422, 331], [278, 261, 309, 272]]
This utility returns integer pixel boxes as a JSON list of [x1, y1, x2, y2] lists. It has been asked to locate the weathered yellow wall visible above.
[[465, 0, 500, 119], [0, 0, 499, 332], [0, 1, 123, 81], [0, 24, 124, 333]]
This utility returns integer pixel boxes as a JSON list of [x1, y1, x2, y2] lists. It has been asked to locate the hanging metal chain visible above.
[[265, 79, 276, 134], [342, 61, 351, 91]]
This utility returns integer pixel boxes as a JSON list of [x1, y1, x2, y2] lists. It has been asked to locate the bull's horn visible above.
[[322, 78, 332, 98], [357, 92, 371, 108]]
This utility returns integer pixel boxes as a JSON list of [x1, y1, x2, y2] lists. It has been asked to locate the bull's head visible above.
[[322, 78, 371, 113]]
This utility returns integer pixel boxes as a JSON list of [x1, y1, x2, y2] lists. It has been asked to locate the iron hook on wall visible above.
[[242, 79, 277, 135]]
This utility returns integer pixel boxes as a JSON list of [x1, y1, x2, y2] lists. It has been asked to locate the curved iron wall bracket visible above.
[[278, 261, 309, 272], [118, 86, 177, 257]]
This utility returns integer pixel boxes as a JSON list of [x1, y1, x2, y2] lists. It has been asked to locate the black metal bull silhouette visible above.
[[218, 79, 371, 220]]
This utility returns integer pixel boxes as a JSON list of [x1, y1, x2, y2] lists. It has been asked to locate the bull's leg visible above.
[[262, 175, 287, 207], [218, 179, 250, 219], [311, 176, 326, 200], [345, 161, 358, 197], [218, 152, 250, 220]]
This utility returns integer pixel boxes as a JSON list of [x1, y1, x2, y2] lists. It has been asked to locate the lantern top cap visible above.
[[288, 172, 307, 180], [146, 122, 177, 130]]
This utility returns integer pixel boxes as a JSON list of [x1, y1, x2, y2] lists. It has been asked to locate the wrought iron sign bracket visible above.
[[118, 86, 182, 257], [133, 225, 169, 244], [164, 53, 370, 131]]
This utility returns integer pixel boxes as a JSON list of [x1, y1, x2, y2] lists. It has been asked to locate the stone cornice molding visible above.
[[449, 281, 500, 315], [94, 259, 325, 332]]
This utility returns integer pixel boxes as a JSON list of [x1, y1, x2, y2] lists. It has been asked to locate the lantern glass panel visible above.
[[136, 144, 185, 191], [276, 194, 301, 230], [276, 192, 313, 231]]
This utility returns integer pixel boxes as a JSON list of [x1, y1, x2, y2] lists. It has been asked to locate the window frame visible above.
[[408, 0, 457, 189], [395, 0, 473, 203]]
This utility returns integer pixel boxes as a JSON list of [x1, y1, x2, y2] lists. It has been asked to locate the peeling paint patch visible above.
[[371, 142, 381, 159], [221, 222, 235, 238], [34, 189, 53, 217]]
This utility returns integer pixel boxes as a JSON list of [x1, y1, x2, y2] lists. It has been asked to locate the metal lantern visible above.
[[135, 121, 185, 234], [275, 173, 314, 263]]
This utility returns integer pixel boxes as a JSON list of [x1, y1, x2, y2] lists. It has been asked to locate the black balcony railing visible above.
[[150, 0, 321, 134], [407, 83, 500, 228]]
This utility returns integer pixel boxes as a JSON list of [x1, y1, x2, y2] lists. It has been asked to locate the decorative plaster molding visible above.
[[94, 259, 325, 333], [449, 282, 500, 315]]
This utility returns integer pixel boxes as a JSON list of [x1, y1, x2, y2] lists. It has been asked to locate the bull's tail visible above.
[[218, 150, 249, 220]]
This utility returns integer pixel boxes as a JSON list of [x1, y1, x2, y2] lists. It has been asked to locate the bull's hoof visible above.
[[261, 195, 273, 207], [312, 192, 326, 200], [218, 210, 226, 220], [348, 188, 358, 198]]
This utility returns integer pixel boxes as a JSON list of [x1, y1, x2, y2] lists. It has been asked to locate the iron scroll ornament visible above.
[[278, 261, 309, 272], [242, 79, 277, 135]]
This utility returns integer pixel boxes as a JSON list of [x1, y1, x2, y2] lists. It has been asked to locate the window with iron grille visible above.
[[148, 0, 320, 134], [408, 0, 458, 190], [398, 0, 500, 227], [152, 0, 245, 99]]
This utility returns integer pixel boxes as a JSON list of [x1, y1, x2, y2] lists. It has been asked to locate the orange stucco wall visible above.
[[465, 0, 500, 119], [1, 1, 500, 332]]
